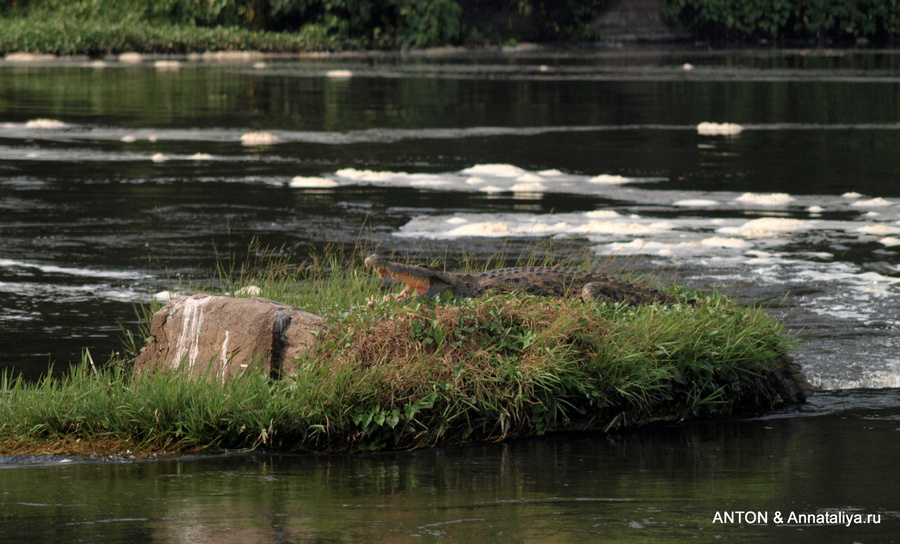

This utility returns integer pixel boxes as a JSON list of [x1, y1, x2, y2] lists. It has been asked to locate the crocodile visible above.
[[364, 253, 812, 404], [364, 253, 693, 306]]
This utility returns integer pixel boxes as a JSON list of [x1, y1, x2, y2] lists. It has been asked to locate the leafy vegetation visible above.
[[0, 0, 605, 55], [4, 0, 899, 53], [664, 0, 900, 42], [0, 1, 334, 55], [1, 247, 795, 455]]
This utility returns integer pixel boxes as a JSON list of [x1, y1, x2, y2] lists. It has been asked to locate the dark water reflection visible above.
[[1, 391, 897, 544]]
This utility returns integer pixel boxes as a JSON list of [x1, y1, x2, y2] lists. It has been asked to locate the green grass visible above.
[[0, 3, 336, 56], [1, 247, 795, 455]]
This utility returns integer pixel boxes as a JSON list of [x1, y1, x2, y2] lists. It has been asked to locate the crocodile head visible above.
[[364, 254, 455, 299]]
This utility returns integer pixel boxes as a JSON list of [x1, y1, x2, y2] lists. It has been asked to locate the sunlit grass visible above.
[[0, 3, 334, 56]]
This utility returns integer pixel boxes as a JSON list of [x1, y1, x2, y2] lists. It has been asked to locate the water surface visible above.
[[2, 390, 898, 544], [1, 47, 899, 542]]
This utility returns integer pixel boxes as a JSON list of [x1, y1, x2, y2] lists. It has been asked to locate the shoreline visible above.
[[1, 42, 880, 69]]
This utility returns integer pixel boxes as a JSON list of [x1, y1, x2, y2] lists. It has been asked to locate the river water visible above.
[[1, 48, 899, 542]]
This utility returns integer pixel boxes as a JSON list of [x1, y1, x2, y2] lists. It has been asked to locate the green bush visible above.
[[664, 0, 900, 41]]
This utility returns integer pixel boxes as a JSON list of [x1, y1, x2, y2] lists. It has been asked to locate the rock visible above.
[[134, 294, 323, 380]]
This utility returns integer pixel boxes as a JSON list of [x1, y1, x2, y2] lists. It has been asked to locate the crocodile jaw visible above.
[[370, 265, 431, 298]]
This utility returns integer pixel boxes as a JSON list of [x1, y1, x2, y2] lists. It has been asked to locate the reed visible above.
[[1, 250, 793, 455]]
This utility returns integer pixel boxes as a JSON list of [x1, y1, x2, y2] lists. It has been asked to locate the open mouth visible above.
[[368, 265, 431, 298]]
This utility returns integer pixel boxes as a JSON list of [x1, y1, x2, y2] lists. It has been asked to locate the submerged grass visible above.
[[1, 247, 795, 455]]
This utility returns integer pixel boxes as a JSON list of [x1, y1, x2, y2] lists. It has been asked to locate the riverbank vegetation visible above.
[[0, 250, 796, 455], [2, 0, 899, 55], [663, 0, 900, 42], [0, 0, 603, 55]]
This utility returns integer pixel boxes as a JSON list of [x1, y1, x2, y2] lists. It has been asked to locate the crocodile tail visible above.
[[769, 353, 814, 404]]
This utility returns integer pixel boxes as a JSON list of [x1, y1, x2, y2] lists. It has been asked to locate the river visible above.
[[0, 47, 898, 542]]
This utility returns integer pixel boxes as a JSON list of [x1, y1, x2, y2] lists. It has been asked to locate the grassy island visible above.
[[0, 252, 799, 456]]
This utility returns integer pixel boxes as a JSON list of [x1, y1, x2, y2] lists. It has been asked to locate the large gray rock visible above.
[[134, 294, 323, 380]]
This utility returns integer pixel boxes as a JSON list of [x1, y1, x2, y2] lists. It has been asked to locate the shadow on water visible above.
[[1, 391, 897, 543]]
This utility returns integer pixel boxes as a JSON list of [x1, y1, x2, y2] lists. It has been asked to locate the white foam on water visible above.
[[289, 176, 338, 188], [741, 217, 809, 230], [530, 222, 571, 233], [461, 164, 527, 177], [241, 131, 279, 145], [335, 168, 401, 181], [735, 192, 795, 205], [199, 51, 265, 63], [152, 290, 178, 302], [697, 122, 743, 136], [818, 370, 900, 390], [25, 119, 69, 129], [515, 173, 544, 182], [325, 70, 353, 78], [700, 236, 750, 248], [606, 239, 686, 256], [674, 199, 719, 207], [588, 174, 632, 184], [447, 222, 512, 236], [573, 221, 662, 235], [718, 217, 810, 238], [0, 258, 143, 280], [411, 178, 453, 188], [858, 224, 900, 235], [154, 60, 181, 70], [584, 210, 620, 218], [511, 182, 545, 193], [0, 280, 142, 303], [852, 197, 893, 207]]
